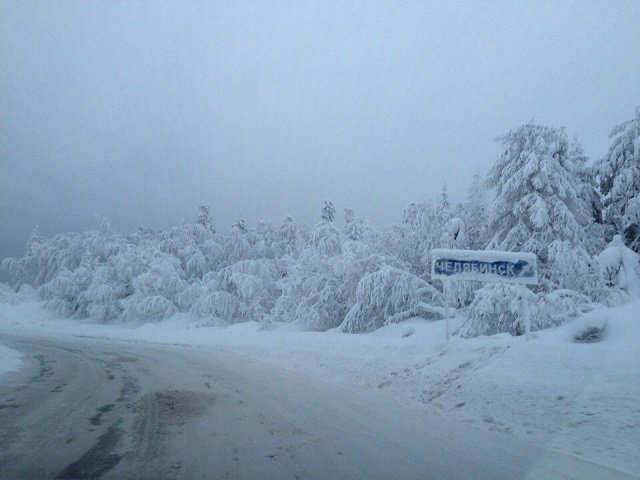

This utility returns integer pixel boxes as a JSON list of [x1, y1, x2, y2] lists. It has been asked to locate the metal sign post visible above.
[[431, 249, 538, 341], [444, 280, 450, 342], [520, 286, 531, 340]]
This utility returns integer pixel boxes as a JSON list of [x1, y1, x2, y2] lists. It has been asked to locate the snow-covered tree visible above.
[[569, 140, 606, 254], [594, 107, 640, 252], [272, 211, 346, 330], [122, 295, 177, 323], [278, 216, 305, 256], [457, 173, 490, 249], [333, 240, 398, 306], [269, 247, 346, 331], [436, 184, 451, 226], [249, 220, 279, 259], [310, 220, 342, 257], [224, 220, 251, 264], [26, 225, 44, 255], [79, 265, 128, 322], [487, 124, 593, 285], [196, 204, 215, 232], [343, 208, 366, 241], [2, 225, 45, 289], [321, 200, 336, 223], [570, 141, 602, 224], [384, 201, 443, 277], [209, 259, 281, 323]]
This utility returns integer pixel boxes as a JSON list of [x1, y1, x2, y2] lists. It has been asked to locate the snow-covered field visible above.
[[1, 297, 638, 476]]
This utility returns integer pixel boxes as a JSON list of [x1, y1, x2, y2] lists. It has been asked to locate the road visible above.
[[0, 333, 632, 480]]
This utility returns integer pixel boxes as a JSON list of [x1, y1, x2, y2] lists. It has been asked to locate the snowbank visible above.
[[0, 343, 23, 380]]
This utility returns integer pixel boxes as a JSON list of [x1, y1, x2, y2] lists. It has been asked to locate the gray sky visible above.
[[2, 0, 640, 260]]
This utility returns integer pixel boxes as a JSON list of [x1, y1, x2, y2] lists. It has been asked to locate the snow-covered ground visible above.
[[1, 296, 638, 476], [0, 342, 22, 379]]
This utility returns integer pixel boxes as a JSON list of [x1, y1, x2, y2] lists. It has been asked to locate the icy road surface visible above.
[[0, 333, 631, 480]]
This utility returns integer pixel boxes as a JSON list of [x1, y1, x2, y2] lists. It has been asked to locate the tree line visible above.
[[2, 108, 639, 336]]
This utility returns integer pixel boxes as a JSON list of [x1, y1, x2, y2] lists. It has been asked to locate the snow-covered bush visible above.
[[270, 237, 398, 331], [597, 235, 640, 298], [190, 291, 239, 325], [461, 284, 595, 338], [270, 248, 347, 330], [121, 295, 177, 323], [333, 240, 397, 305], [132, 254, 185, 302], [78, 266, 126, 322], [459, 283, 537, 338], [340, 266, 444, 333], [533, 289, 594, 329], [40, 268, 80, 305], [39, 268, 85, 316], [174, 282, 205, 311], [294, 275, 346, 331], [443, 280, 481, 309], [2, 229, 86, 289], [215, 259, 281, 322]]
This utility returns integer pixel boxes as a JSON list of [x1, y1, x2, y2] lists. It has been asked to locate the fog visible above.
[[2, 0, 639, 261]]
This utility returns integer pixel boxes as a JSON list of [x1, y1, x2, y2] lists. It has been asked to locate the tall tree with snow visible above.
[[487, 124, 593, 286], [569, 140, 605, 254], [457, 172, 490, 249], [594, 107, 640, 252], [321, 200, 336, 223], [436, 183, 451, 226]]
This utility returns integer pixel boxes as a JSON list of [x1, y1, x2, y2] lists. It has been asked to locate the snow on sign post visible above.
[[431, 249, 538, 341]]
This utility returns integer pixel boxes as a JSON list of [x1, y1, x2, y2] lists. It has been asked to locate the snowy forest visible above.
[[3, 108, 640, 336]]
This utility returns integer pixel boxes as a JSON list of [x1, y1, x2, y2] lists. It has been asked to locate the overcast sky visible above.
[[2, 0, 640, 260]]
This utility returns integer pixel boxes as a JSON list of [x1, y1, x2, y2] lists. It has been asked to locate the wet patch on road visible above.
[[131, 390, 216, 462], [55, 424, 124, 480], [116, 374, 139, 403], [30, 354, 56, 383], [89, 403, 115, 426]]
